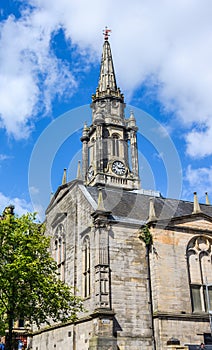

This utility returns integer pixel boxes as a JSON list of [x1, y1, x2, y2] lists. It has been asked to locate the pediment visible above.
[[170, 213, 212, 231]]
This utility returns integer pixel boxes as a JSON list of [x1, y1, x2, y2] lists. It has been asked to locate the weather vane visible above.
[[103, 26, 112, 41]]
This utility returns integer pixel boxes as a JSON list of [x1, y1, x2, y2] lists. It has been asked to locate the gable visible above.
[[169, 214, 212, 232], [46, 180, 82, 214]]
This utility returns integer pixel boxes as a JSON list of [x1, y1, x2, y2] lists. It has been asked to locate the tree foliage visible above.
[[0, 207, 83, 348], [138, 225, 153, 247]]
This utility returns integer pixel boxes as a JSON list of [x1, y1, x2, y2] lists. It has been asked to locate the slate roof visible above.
[[86, 186, 212, 223]]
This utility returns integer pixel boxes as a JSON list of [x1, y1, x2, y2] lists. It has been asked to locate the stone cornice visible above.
[[153, 311, 210, 322]]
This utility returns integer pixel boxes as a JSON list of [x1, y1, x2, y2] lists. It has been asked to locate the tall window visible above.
[[112, 134, 119, 157], [83, 236, 90, 298], [54, 224, 65, 281], [187, 236, 212, 312]]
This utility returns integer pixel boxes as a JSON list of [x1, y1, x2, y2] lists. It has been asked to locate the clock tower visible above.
[[81, 30, 140, 190]]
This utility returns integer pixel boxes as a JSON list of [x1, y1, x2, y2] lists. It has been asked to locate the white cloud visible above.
[[0, 9, 76, 138], [184, 165, 212, 202], [1, 0, 212, 156], [186, 126, 212, 158], [0, 192, 33, 216], [0, 154, 11, 161]]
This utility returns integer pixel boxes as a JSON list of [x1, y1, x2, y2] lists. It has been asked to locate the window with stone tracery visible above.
[[54, 224, 65, 281], [187, 236, 212, 312], [82, 236, 90, 298]]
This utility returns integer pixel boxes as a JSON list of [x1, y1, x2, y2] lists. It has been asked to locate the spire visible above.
[[92, 28, 124, 101], [129, 110, 135, 121], [192, 192, 201, 214], [77, 161, 82, 180], [98, 38, 117, 92], [205, 192, 210, 205], [62, 168, 67, 185], [97, 188, 106, 211], [128, 110, 137, 128], [50, 192, 54, 201], [147, 198, 157, 223], [81, 122, 89, 141]]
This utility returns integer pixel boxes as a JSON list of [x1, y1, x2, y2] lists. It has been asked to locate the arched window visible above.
[[83, 236, 90, 298], [187, 236, 212, 312], [54, 224, 65, 281], [112, 134, 119, 157]]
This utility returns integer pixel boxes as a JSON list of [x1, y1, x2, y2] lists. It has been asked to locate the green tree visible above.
[[0, 206, 83, 350], [138, 225, 153, 247]]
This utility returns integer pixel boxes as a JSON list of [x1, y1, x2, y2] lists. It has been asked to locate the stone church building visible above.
[[32, 34, 212, 350]]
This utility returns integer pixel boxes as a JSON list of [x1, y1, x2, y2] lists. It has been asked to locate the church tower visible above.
[[81, 29, 140, 190]]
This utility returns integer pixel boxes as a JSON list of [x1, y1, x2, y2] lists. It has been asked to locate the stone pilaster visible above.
[[90, 203, 116, 350], [91, 207, 111, 310]]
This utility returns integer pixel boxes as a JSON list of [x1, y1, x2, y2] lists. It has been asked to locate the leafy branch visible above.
[[138, 225, 153, 247]]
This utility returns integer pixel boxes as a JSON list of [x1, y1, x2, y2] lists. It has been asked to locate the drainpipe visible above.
[[146, 243, 156, 350]]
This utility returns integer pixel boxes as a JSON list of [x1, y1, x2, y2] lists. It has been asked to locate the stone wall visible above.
[[32, 184, 212, 349], [150, 220, 212, 348]]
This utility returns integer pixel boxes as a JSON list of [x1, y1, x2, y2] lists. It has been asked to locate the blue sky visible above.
[[0, 0, 212, 219]]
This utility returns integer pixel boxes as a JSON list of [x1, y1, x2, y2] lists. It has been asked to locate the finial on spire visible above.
[[103, 26, 112, 41]]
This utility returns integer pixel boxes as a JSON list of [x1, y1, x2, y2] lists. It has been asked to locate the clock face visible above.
[[112, 161, 126, 176], [87, 167, 94, 181]]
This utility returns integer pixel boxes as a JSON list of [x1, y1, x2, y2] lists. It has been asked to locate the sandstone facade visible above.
[[32, 36, 212, 350]]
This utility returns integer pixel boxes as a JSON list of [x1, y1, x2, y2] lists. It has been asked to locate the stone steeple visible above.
[[98, 39, 117, 93], [81, 32, 140, 190], [92, 35, 124, 103]]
